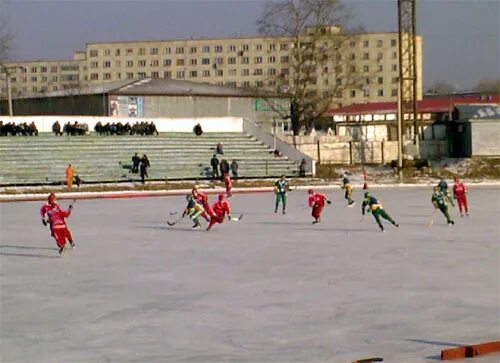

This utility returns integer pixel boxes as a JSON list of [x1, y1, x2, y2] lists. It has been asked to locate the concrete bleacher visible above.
[[0, 133, 300, 186]]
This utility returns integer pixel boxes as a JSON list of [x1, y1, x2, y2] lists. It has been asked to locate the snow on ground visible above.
[[1, 187, 499, 363]]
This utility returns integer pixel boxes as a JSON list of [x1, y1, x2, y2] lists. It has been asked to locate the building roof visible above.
[[455, 105, 500, 120], [110, 78, 285, 98], [327, 94, 500, 116], [12, 78, 287, 100]]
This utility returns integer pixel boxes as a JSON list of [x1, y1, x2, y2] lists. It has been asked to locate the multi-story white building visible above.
[[1, 28, 422, 107]]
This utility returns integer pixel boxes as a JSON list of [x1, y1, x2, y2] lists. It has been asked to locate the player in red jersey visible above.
[[307, 189, 331, 224], [207, 194, 232, 231], [453, 176, 469, 217], [40, 193, 74, 255], [223, 172, 232, 198], [192, 185, 214, 221]]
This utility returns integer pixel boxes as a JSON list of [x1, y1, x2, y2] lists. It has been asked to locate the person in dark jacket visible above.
[[219, 159, 230, 181], [299, 158, 307, 177], [132, 153, 141, 173], [210, 154, 219, 180], [230, 159, 239, 180], [139, 154, 150, 184]]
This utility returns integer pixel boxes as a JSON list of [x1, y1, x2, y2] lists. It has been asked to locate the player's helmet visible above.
[[453, 176, 459, 182], [186, 194, 193, 201], [218, 194, 225, 201], [48, 193, 56, 203], [308, 189, 314, 194], [433, 186, 439, 191], [192, 185, 199, 190], [364, 191, 370, 198]]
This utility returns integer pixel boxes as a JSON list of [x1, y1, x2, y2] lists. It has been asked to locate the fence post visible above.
[[265, 160, 268, 176], [349, 141, 354, 165], [381, 140, 385, 165], [316, 140, 321, 164]]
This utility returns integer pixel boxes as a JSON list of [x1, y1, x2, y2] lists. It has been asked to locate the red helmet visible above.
[[48, 193, 56, 203], [453, 176, 459, 182], [218, 194, 225, 201], [308, 189, 314, 194]]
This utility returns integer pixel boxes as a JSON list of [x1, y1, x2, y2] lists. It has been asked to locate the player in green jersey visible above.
[[274, 175, 292, 214], [361, 192, 399, 232], [341, 174, 355, 207], [431, 186, 454, 225]]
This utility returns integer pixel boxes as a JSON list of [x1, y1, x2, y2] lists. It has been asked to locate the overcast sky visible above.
[[2, 0, 499, 90]]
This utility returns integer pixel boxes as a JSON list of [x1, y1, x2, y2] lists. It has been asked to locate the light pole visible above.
[[1, 65, 26, 116], [397, 80, 404, 182]]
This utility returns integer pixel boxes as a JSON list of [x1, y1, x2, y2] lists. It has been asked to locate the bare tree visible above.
[[257, 0, 366, 135], [0, 10, 13, 62], [473, 78, 500, 95], [426, 80, 455, 95]]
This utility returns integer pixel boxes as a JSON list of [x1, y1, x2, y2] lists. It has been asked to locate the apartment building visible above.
[[1, 28, 422, 106]]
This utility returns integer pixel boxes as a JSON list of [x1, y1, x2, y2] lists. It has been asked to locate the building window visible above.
[[164, 47, 171, 54], [30, 67, 37, 73], [104, 73, 111, 80], [41, 76, 47, 82], [202, 45, 210, 53], [363, 53, 369, 60], [30, 76, 37, 82], [228, 45, 236, 52], [51, 66, 58, 73], [242, 81, 250, 88], [392, 89, 398, 96], [189, 70, 197, 78], [377, 77, 383, 84], [150, 47, 158, 55], [254, 68, 263, 76], [392, 77, 398, 84], [350, 90, 356, 97], [280, 56, 289, 63], [164, 71, 172, 78], [126, 60, 134, 67], [40, 66, 47, 73], [90, 73, 99, 80], [254, 56, 263, 64], [241, 69, 249, 76], [391, 39, 397, 47], [228, 57, 236, 64], [215, 57, 224, 65], [32, 86, 38, 92], [378, 64, 383, 72], [241, 57, 249, 64], [268, 68, 276, 76], [363, 40, 369, 48], [255, 80, 264, 87], [53, 86, 58, 91], [115, 49, 121, 56], [151, 71, 159, 78], [202, 70, 210, 77], [255, 44, 262, 51], [241, 44, 249, 51], [52, 76, 58, 81], [215, 69, 223, 76], [350, 53, 356, 60], [89, 50, 98, 57], [377, 40, 384, 48], [214, 45, 223, 53], [163, 59, 171, 66], [103, 49, 111, 56], [280, 43, 288, 51], [202, 58, 210, 65], [137, 72, 146, 78], [138, 48, 146, 55], [363, 65, 370, 72], [190, 58, 197, 66], [176, 71, 185, 78], [126, 72, 134, 79], [378, 89, 384, 96], [116, 73, 121, 79], [91, 61, 98, 68], [176, 59, 185, 66], [150, 60, 159, 67], [349, 41, 356, 48], [126, 48, 134, 55], [175, 47, 184, 54], [268, 80, 276, 87], [269, 44, 276, 51], [103, 61, 111, 68], [391, 51, 397, 59], [269, 56, 276, 63]]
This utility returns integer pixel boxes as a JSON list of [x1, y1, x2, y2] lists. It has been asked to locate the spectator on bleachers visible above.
[[66, 164, 74, 188], [131, 153, 141, 173], [52, 121, 62, 136], [193, 123, 203, 136], [231, 159, 239, 180], [149, 122, 159, 135], [0, 122, 39, 136], [220, 159, 230, 181], [139, 154, 150, 184], [75, 175, 82, 188], [274, 149, 282, 157], [28, 122, 38, 136], [216, 142, 224, 155], [211, 154, 219, 180]]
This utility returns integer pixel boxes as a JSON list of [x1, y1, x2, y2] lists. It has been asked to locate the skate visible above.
[[274, 209, 278, 214], [58, 246, 65, 255], [69, 241, 75, 249], [448, 220, 455, 226], [312, 219, 320, 224], [347, 201, 355, 207], [460, 213, 463, 217], [192, 224, 201, 229], [379, 225, 385, 232], [282, 209, 286, 215], [392, 222, 399, 227]]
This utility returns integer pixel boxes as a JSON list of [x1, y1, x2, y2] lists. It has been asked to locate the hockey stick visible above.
[[230, 214, 244, 222], [68, 198, 77, 210], [428, 208, 437, 228], [352, 358, 383, 363], [167, 215, 185, 226], [169, 211, 178, 215]]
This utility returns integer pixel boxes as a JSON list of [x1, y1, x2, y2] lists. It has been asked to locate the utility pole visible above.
[[1, 64, 25, 116], [397, 0, 419, 155]]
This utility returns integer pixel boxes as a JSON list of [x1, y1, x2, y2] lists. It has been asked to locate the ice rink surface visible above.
[[1, 187, 499, 363]]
